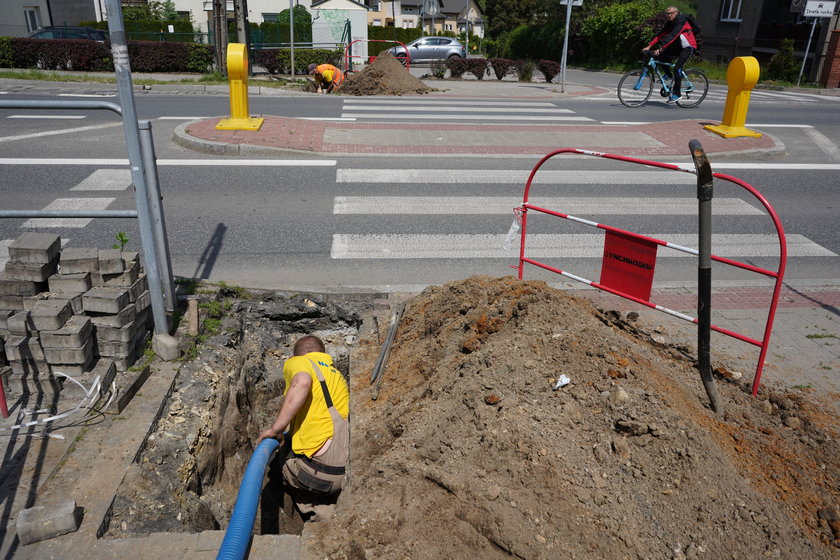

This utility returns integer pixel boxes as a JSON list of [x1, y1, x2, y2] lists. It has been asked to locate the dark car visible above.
[[27, 26, 109, 41], [387, 37, 465, 65]]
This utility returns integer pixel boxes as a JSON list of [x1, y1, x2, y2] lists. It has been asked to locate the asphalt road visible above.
[[0, 75, 838, 291]]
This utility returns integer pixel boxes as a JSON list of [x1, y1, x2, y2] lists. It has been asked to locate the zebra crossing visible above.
[[341, 98, 595, 123], [329, 167, 837, 263]]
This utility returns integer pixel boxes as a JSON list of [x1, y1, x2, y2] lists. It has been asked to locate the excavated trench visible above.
[[102, 289, 368, 538]]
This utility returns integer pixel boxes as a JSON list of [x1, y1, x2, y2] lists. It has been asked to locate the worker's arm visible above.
[[258, 371, 313, 442]]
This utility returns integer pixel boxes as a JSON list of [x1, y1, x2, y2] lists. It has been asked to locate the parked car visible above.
[[27, 26, 109, 41], [386, 37, 465, 65]]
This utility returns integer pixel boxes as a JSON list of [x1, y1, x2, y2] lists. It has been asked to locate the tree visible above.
[[484, 0, 542, 38], [277, 5, 313, 27]]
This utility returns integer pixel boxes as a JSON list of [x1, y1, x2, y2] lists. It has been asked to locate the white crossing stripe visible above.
[[0, 122, 122, 143], [340, 113, 594, 121], [343, 100, 558, 107], [336, 169, 697, 184], [7, 115, 86, 119], [70, 169, 132, 191], [22, 198, 116, 228], [331, 233, 836, 259], [333, 196, 763, 215], [0, 158, 338, 166]]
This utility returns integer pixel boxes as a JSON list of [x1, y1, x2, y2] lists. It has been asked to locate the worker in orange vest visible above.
[[307, 63, 345, 94]]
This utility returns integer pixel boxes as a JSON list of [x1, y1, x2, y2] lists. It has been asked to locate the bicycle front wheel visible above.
[[677, 69, 709, 108], [618, 70, 653, 107]]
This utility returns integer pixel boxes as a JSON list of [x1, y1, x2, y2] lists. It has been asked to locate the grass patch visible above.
[[806, 333, 837, 339]]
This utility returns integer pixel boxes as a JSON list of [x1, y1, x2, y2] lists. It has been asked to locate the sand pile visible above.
[[305, 275, 840, 560], [342, 51, 433, 96]]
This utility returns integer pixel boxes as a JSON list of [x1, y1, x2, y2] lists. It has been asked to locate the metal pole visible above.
[[559, 0, 572, 92], [104, 0, 168, 336], [139, 121, 176, 315], [689, 139, 723, 414], [797, 18, 817, 86], [289, 0, 295, 79]]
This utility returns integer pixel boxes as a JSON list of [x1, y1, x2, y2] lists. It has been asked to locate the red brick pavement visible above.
[[183, 116, 777, 157]]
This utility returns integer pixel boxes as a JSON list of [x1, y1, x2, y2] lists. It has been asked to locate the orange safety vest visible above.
[[315, 64, 345, 87]]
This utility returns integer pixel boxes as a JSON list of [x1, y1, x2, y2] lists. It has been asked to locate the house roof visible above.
[[312, 0, 369, 9]]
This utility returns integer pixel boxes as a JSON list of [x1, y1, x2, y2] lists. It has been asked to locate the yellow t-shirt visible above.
[[283, 352, 349, 457]]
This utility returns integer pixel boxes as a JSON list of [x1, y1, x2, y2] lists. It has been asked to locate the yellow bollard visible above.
[[704, 56, 761, 138], [216, 43, 264, 131]]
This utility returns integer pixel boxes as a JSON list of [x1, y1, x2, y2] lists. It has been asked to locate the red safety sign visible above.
[[600, 231, 658, 301]]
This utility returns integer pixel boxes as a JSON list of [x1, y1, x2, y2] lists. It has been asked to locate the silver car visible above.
[[387, 37, 466, 65]]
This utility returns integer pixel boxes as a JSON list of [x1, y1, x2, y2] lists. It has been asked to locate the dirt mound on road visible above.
[[305, 275, 840, 560], [342, 51, 433, 96]]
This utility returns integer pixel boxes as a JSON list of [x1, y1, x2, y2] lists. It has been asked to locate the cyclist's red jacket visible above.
[[647, 15, 698, 51]]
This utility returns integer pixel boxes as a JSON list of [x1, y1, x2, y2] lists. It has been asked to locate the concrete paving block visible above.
[[0, 295, 25, 312], [98, 249, 125, 275], [59, 247, 99, 274], [115, 363, 151, 410], [8, 311, 34, 336], [128, 274, 148, 302], [4, 335, 46, 362], [9, 358, 50, 376], [96, 338, 132, 359], [48, 272, 92, 294], [101, 260, 139, 288], [152, 333, 181, 361], [0, 310, 13, 331], [0, 273, 45, 296], [95, 320, 139, 344], [44, 337, 94, 365], [7, 233, 61, 265], [22, 293, 51, 311], [29, 300, 72, 331], [88, 304, 136, 329], [16, 499, 82, 545], [89, 271, 104, 286], [82, 287, 130, 314], [49, 292, 84, 314], [41, 315, 92, 350], [134, 290, 151, 312], [121, 251, 139, 264], [7, 369, 62, 394], [4, 259, 59, 282]]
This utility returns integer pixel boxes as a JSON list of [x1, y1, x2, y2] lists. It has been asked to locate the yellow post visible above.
[[216, 43, 264, 131], [704, 56, 761, 139]]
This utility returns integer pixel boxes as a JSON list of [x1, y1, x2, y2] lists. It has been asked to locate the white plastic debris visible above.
[[503, 218, 521, 250], [553, 374, 571, 390]]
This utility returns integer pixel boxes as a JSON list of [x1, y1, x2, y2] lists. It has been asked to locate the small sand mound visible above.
[[342, 51, 433, 96]]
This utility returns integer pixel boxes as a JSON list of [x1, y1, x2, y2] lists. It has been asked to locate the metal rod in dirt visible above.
[[690, 139, 722, 414], [139, 121, 176, 314], [105, 0, 168, 336], [370, 303, 406, 401]]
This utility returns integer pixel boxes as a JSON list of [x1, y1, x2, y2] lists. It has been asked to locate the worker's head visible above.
[[665, 5, 679, 19], [307, 63, 318, 74], [293, 335, 326, 356]]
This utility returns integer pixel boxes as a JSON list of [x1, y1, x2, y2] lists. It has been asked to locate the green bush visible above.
[[488, 58, 515, 80], [82, 19, 199, 42], [10, 37, 112, 71], [766, 38, 797, 82], [514, 60, 535, 82], [507, 22, 564, 61], [578, 0, 665, 66], [538, 59, 561, 83], [186, 43, 213, 73], [274, 48, 343, 74], [368, 26, 422, 53], [0, 37, 13, 68], [430, 59, 447, 78]]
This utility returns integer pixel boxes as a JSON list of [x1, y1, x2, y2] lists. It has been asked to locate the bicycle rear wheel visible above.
[[676, 69, 709, 108], [617, 70, 653, 107]]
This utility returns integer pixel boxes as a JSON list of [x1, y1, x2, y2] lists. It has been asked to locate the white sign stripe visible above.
[[70, 169, 132, 191], [340, 106, 574, 113], [336, 169, 697, 184], [58, 93, 116, 98], [0, 122, 122, 143], [333, 196, 763, 215], [22, 198, 116, 228], [331, 233, 835, 259], [340, 113, 594, 121], [0, 158, 337, 166], [343, 100, 557, 107], [7, 115, 87, 119]]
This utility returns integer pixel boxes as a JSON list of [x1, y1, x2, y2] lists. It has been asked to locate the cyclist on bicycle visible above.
[[643, 6, 698, 103]]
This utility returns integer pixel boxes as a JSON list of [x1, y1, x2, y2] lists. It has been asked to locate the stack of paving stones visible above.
[[0, 233, 153, 399]]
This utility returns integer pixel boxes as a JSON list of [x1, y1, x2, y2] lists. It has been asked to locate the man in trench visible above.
[[259, 335, 349, 521]]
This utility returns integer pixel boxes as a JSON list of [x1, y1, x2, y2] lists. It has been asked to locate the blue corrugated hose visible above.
[[216, 438, 280, 560]]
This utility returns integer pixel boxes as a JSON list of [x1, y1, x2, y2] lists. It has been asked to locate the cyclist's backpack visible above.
[[686, 15, 703, 53]]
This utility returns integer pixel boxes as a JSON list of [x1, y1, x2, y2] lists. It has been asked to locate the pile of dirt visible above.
[[305, 276, 840, 560], [342, 51, 433, 96]]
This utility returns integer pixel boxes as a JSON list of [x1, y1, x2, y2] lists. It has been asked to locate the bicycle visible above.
[[617, 55, 709, 108]]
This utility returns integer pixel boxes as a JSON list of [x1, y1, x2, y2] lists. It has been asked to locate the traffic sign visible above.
[[559, 0, 583, 5], [804, 0, 836, 16]]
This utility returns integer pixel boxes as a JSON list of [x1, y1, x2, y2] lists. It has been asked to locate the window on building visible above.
[[370, 0, 380, 10], [24, 7, 42, 32], [403, 21, 412, 28], [720, 0, 743, 22], [262, 13, 280, 22], [373, 18, 382, 25]]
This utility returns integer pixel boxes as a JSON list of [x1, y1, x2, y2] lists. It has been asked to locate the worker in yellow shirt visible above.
[[307, 63, 345, 94]]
